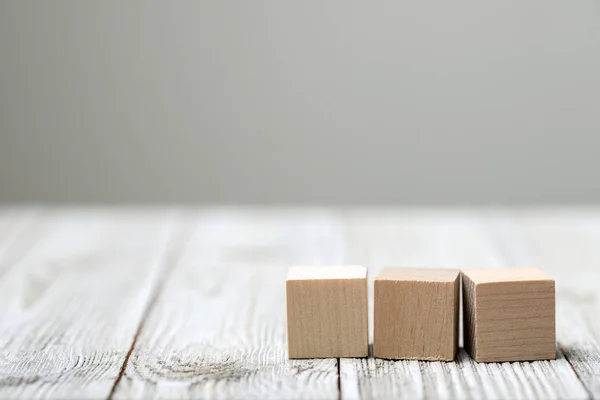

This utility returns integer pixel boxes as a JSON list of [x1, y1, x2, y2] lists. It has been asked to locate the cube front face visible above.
[[373, 269, 459, 361], [286, 270, 368, 359], [463, 269, 556, 362]]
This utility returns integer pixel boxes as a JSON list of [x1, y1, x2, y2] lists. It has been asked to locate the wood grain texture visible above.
[[487, 210, 600, 398], [0, 207, 597, 399], [0, 209, 185, 399], [373, 267, 459, 361], [339, 210, 589, 400], [287, 266, 368, 359], [113, 210, 344, 399], [462, 267, 556, 362]]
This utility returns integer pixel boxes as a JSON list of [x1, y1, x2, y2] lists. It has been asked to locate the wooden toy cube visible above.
[[373, 267, 460, 361], [462, 267, 556, 362], [286, 266, 368, 359]]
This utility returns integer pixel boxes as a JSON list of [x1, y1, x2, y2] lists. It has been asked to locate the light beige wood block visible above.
[[462, 267, 556, 362], [373, 267, 460, 361], [286, 266, 368, 359]]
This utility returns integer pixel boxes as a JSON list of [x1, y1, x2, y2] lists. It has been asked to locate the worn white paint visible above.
[[113, 211, 343, 399], [0, 208, 598, 399], [0, 209, 182, 399]]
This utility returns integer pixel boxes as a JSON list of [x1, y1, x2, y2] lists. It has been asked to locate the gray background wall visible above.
[[1, 1, 599, 204]]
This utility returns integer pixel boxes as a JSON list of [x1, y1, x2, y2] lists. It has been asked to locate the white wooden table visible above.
[[0, 208, 598, 399]]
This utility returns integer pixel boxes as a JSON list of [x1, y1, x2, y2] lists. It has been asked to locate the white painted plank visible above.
[[0, 208, 43, 278], [488, 209, 600, 398], [0, 209, 184, 399], [339, 210, 588, 400], [113, 210, 345, 399], [0, 207, 595, 399]]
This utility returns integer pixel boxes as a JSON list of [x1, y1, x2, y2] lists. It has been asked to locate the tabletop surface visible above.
[[0, 207, 598, 399]]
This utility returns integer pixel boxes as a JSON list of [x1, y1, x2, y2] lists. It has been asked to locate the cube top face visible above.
[[374, 268, 459, 361], [377, 267, 460, 283], [462, 268, 556, 362], [286, 266, 368, 359], [462, 267, 552, 285], [287, 265, 367, 281]]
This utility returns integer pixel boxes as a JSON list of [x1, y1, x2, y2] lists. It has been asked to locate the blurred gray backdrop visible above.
[[1, 1, 599, 204]]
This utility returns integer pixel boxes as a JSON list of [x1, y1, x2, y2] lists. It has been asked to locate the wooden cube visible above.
[[286, 266, 368, 359], [462, 267, 556, 362], [373, 267, 460, 361]]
